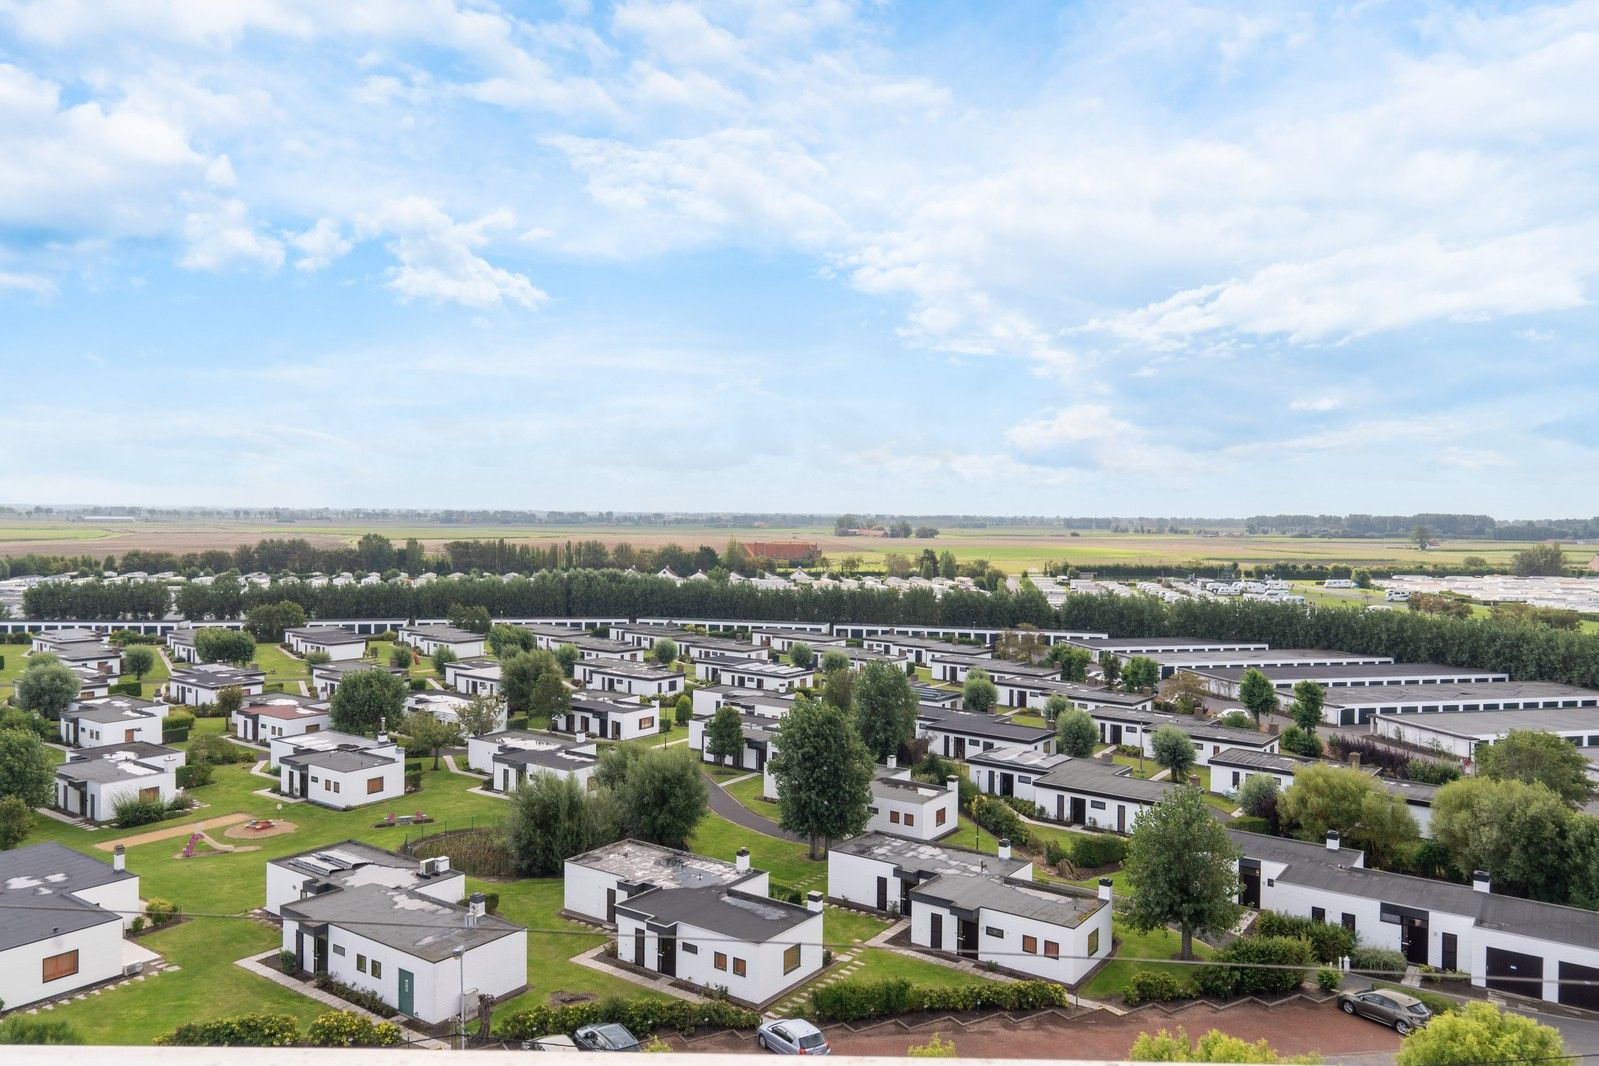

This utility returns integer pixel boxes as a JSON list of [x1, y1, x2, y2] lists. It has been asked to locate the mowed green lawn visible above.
[[1079, 920, 1214, 1001]]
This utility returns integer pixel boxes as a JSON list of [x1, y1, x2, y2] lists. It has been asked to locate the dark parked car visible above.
[[1337, 989, 1433, 1034], [756, 1018, 830, 1055], [573, 1023, 642, 1052]]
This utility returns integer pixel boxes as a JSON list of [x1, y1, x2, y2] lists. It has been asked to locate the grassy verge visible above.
[[1079, 920, 1214, 1000]]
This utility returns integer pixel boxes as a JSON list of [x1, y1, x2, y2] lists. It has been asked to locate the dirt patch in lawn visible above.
[[223, 819, 299, 840], [94, 812, 251, 850]]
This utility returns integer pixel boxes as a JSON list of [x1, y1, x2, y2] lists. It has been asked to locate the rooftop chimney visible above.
[[377, 717, 389, 744], [997, 838, 1012, 861], [1325, 829, 1341, 852], [886, 754, 896, 771], [467, 892, 486, 927], [113, 844, 126, 872], [806, 891, 824, 914], [1473, 870, 1491, 894], [735, 847, 751, 874], [945, 774, 959, 794], [1098, 877, 1113, 903], [575, 731, 587, 745]]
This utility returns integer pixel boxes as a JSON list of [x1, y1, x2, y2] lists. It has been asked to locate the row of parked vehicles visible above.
[[527, 1019, 831, 1055]]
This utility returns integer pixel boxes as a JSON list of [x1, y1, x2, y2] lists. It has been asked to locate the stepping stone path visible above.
[[768, 946, 865, 1017]]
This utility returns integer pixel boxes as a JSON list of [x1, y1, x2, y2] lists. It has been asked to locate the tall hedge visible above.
[[1194, 936, 1314, 999], [1253, 911, 1357, 964], [497, 997, 761, 1040], [809, 979, 1070, 1023]]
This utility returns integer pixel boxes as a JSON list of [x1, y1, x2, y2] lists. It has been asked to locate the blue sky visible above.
[[1, 0, 1596, 516]]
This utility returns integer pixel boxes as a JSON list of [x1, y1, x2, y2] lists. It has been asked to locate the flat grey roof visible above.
[[1328, 681, 1599, 709], [1034, 759, 1176, 804], [400, 624, 483, 642], [830, 832, 1029, 881], [1374, 706, 1599, 738], [282, 884, 522, 961], [57, 753, 170, 784], [1208, 747, 1320, 773], [282, 749, 397, 772], [171, 664, 266, 685], [617, 886, 815, 941], [917, 707, 1054, 743], [1069, 637, 1270, 652], [286, 626, 366, 645], [1029, 679, 1152, 707], [0, 843, 130, 951], [1151, 649, 1394, 667], [64, 700, 163, 724], [568, 839, 751, 891], [966, 745, 1072, 774], [1194, 663, 1509, 685], [1083, 706, 1275, 747], [1228, 827, 1365, 867], [580, 659, 676, 678], [912, 873, 1102, 928], [315, 661, 406, 677]]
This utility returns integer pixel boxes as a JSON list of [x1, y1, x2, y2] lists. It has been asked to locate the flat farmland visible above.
[[0, 518, 1570, 573]]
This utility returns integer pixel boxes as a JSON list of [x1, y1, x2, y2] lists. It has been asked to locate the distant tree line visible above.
[[1245, 512, 1599, 540]]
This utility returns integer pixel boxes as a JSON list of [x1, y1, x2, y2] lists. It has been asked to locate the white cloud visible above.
[[289, 217, 352, 271], [1288, 397, 1342, 412], [180, 198, 284, 270], [1006, 404, 1133, 451], [359, 197, 547, 309], [0, 269, 56, 297]]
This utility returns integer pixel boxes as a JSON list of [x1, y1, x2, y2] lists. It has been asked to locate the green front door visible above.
[[397, 968, 415, 1016]]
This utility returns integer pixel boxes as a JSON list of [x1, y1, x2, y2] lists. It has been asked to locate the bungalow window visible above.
[[1311, 907, 1326, 923], [332, 945, 346, 956], [1088, 929, 1100, 955], [890, 811, 901, 824], [783, 945, 801, 974], [935, 808, 948, 826], [357, 954, 368, 973], [1022, 935, 1038, 955], [714, 952, 728, 971], [332, 781, 341, 793], [42, 950, 79, 983], [367, 776, 384, 794], [1044, 941, 1060, 959], [1341, 914, 1356, 932], [904, 813, 915, 826], [681, 943, 698, 955], [371, 959, 382, 979], [639, 717, 654, 730], [985, 926, 1004, 938], [732, 957, 747, 977], [1090, 800, 1106, 810]]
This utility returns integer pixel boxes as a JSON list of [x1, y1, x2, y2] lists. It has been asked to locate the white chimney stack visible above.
[[735, 847, 751, 874], [575, 731, 587, 744], [1473, 870, 1491, 894], [1325, 829, 1341, 852], [113, 845, 126, 872], [806, 891, 823, 914], [997, 838, 1011, 861], [886, 754, 896, 770], [377, 717, 389, 744], [946, 775, 959, 794], [1098, 877, 1113, 903], [467, 892, 486, 927]]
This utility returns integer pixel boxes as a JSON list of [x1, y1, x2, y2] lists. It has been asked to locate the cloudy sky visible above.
[[2, 0, 1595, 516]]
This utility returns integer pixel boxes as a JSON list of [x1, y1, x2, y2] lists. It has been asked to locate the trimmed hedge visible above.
[[156, 1012, 301, 1047], [1253, 911, 1356, 964], [1071, 832, 1127, 869], [1194, 936, 1313, 999], [305, 1010, 404, 1048], [1121, 970, 1195, 1004], [809, 979, 1070, 1023], [1349, 947, 1407, 976], [969, 795, 1031, 848], [176, 762, 214, 789], [499, 997, 761, 1040], [314, 974, 394, 1017]]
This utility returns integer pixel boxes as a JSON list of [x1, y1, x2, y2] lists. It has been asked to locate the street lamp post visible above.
[[453, 945, 466, 1050]]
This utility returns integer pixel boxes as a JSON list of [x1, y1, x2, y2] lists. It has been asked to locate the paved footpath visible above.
[[702, 772, 806, 842]]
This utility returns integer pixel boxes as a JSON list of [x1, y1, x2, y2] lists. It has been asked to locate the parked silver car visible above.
[[1337, 989, 1433, 1035], [756, 1018, 831, 1055]]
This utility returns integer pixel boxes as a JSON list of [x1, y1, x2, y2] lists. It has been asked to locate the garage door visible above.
[[1559, 961, 1599, 1011], [1486, 946, 1544, 996]]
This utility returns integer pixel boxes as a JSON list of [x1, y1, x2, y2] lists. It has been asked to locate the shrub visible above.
[[405, 769, 423, 791], [1071, 832, 1128, 869], [187, 734, 251, 766], [1349, 947, 1407, 976], [176, 763, 214, 789], [1194, 936, 1313, 999], [1254, 911, 1356, 964], [969, 795, 1031, 848], [278, 950, 298, 975], [305, 1010, 404, 1048], [130, 916, 146, 933], [1405, 759, 1462, 785], [162, 709, 196, 743], [110, 681, 143, 697], [459, 892, 502, 915], [1043, 839, 1070, 868], [314, 975, 394, 1017], [1001, 795, 1043, 819], [499, 997, 761, 1040], [409, 827, 517, 879], [0, 794, 35, 850], [1237, 775, 1280, 822], [1317, 969, 1340, 993], [156, 1012, 300, 1047], [409, 677, 427, 692], [0, 1018, 84, 1044], [112, 795, 167, 828], [145, 897, 180, 927], [907, 1034, 959, 1057], [166, 792, 195, 815], [1122, 970, 1195, 1005], [808, 979, 1069, 1023], [304, 650, 332, 666]]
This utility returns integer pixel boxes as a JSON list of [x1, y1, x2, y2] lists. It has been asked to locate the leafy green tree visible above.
[[1124, 788, 1241, 959], [1410, 525, 1432, 551], [355, 532, 396, 572], [1474, 731, 1592, 807], [1130, 1027, 1317, 1063], [1042, 692, 1072, 724], [962, 668, 998, 713], [1289, 681, 1325, 732], [504, 771, 620, 876], [851, 660, 918, 762], [938, 550, 957, 579], [770, 696, 874, 859], [0, 794, 35, 849], [674, 694, 693, 728], [787, 641, 815, 669], [1512, 542, 1567, 577], [400, 710, 462, 770], [196, 627, 255, 665], [1151, 725, 1196, 783], [819, 663, 856, 710], [431, 647, 457, 677], [1238, 775, 1280, 824], [706, 704, 746, 766], [1046, 644, 1092, 682], [1396, 1002, 1568, 1066], [446, 604, 492, 634], [649, 637, 678, 667], [501, 649, 557, 713], [0, 729, 55, 807], [15, 660, 80, 719], [1099, 652, 1121, 689], [389, 643, 415, 669], [1163, 672, 1210, 714], [531, 668, 571, 720], [329, 669, 407, 735], [1057, 708, 1099, 757], [554, 643, 581, 677], [819, 649, 850, 674], [213, 685, 245, 720], [454, 694, 505, 738], [1122, 655, 1160, 692], [613, 747, 707, 850], [244, 600, 308, 642], [487, 623, 535, 657], [1432, 777, 1575, 902], [1237, 668, 1279, 725], [1278, 764, 1418, 866], [122, 645, 156, 683], [304, 650, 332, 667]]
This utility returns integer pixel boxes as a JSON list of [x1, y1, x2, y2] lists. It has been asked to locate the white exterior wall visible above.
[[967, 763, 1050, 806], [263, 864, 465, 916], [287, 632, 366, 661], [1372, 717, 1478, 758], [868, 790, 958, 841], [73, 876, 143, 930], [826, 851, 896, 911], [282, 759, 405, 810], [563, 860, 629, 923], [57, 768, 177, 821], [493, 760, 597, 794], [0, 918, 125, 1010], [909, 898, 1111, 985], [614, 911, 823, 1006], [1210, 763, 1296, 797], [63, 714, 163, 748], [1033, 784, 1153, 834], [565, 706, 660, 741], [169, 679, 265, 707]]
